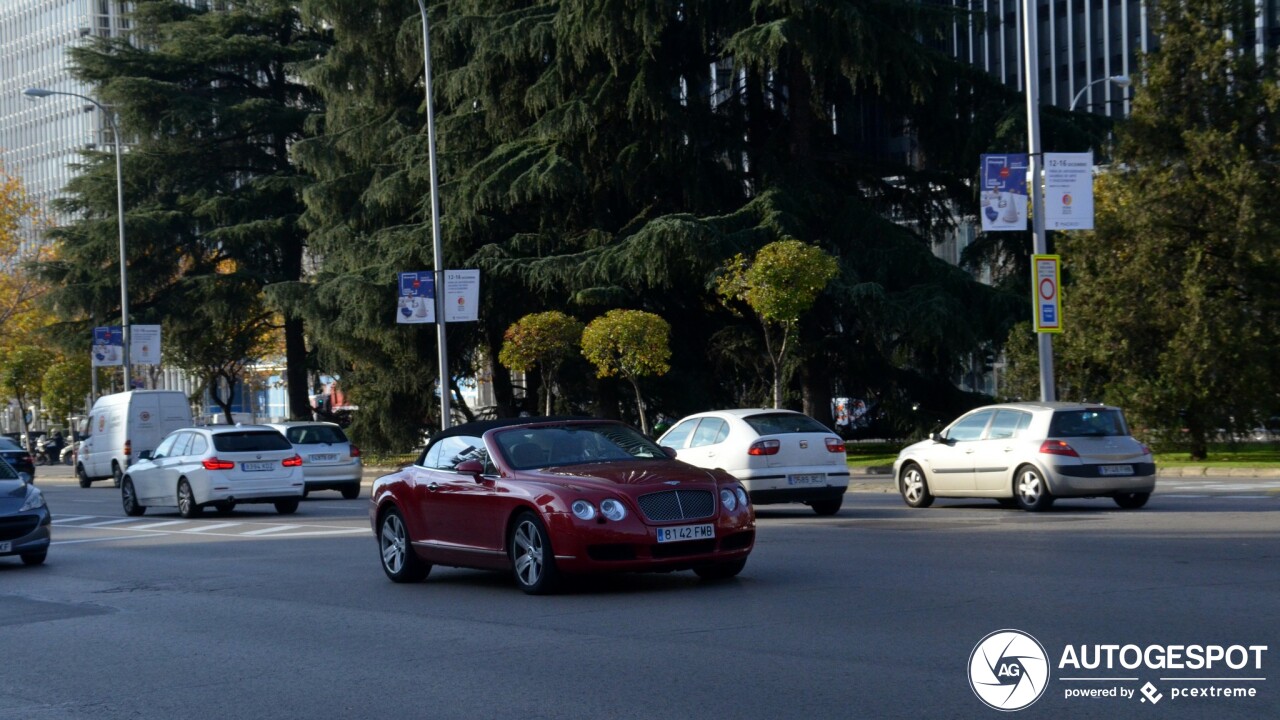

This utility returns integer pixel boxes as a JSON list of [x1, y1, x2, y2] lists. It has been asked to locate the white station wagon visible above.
[[893, 402, 1156, 511], [121, 425, 305, 517]]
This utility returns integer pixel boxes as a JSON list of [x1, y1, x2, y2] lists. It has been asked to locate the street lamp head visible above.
[[23, 87, 53, 98], [1109, 75, 1132, 89]]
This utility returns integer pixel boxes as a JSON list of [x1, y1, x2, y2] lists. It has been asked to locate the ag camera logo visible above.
[[969, 629, 1051, 711]]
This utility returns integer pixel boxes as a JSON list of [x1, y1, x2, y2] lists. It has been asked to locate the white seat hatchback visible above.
[[659, 409, 850, 515], [120, 425, 305, 518]]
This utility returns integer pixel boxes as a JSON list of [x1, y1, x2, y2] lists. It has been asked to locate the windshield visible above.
[[1048, 409, 1129, 438], [0, 456, 16, 480], [495, 423, 669, 470]]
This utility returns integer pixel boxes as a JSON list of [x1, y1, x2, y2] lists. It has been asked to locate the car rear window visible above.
[[1048, 409, 1129, 437], [743, 413, 832, 435], [0, 437, 21, 451], [212, 431, 294, 452], [285, 425, 348, 444]]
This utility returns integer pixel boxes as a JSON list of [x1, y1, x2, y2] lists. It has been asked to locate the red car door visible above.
[[412, 436, 505, 567]]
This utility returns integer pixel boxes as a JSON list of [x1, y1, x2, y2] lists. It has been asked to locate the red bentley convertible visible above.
[[370, 418, 756, 594]]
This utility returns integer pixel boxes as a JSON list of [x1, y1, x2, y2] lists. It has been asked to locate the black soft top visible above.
[[425, 416, 597, 449]]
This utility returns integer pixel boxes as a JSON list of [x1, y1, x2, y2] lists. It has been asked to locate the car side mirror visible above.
[[139, 450, 153, 461], [929, 432, 948, 444], [455, 459, 485, 480], [18, 472, 33, 485], [661, 446, 678, 459]]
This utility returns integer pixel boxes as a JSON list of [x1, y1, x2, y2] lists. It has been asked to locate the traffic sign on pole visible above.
[[1033, 255, 1062, 333]]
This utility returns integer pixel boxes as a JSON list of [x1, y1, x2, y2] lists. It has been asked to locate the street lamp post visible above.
[[414, 1, 451, 431], [1069, 74, 1131, 113], [24, 87, 131, 391]]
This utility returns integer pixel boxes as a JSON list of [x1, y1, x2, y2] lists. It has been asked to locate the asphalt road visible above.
[[3, 466, 1277, 720]]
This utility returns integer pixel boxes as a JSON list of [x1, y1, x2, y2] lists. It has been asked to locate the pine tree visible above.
[[38, 0, 329, 418]]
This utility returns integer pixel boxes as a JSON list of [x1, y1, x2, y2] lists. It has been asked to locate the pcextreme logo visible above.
[[969, 629, 1051, 711], [969, 630, 1270, 711]]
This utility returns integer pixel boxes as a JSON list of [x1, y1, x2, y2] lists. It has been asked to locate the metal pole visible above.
[[1022, 0, 1056, 402], [23, 88, 130, 392], [416, 0, 451, 430], [108, 110, 131, 390]]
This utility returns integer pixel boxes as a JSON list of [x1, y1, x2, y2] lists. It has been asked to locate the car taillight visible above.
[[825, 438, 845, 453], [1039, 440, 1079, 457], [748, 439, 780, 456], [350, 444, 361, 458], [282, 454, 303, 467], [202, 457, 236, 470], [124, 439, 132, 457], [1140, 443, 1153, 456]]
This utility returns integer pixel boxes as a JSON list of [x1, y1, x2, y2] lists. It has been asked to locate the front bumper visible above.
[[546, 511, 755, 574], [0, 508, 51, 557]]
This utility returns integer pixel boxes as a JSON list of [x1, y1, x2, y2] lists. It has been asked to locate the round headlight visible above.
[[599, 498, 627, 521], [734, 487, 749, 507], [719, 488, 737, 511], [571, 500, 596, 520]]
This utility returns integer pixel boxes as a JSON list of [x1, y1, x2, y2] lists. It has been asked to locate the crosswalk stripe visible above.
[[242, 525, 300, 536], [183, 522, 242, 533], [79, 518, 137, 528], [51, 515, 94, 524], [128, 520, 188, 530]]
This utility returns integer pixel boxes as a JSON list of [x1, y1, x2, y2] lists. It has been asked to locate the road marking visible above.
[[242, 525, 301, 536], [51, 515, 94, 524], [128, 520, 188, 530], [183, 522, 242, 533], [52, 534, 154, 546], [79, 518, 138, 528]]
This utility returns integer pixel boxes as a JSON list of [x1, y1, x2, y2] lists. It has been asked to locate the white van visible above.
[[77, 391, 194, 488]]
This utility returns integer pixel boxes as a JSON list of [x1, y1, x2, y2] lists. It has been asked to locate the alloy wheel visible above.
[[513, 519, 544, 588]]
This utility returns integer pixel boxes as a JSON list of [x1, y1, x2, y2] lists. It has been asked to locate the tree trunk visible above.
[[629, 377, 649, 435], [284, 315, 310, 420], [542, 367, 554, 416], [213, 373, 236, 425]]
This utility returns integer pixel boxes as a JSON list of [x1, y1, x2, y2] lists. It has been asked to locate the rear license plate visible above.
[[0, 541, 10, 553], [242, 461, 275, 472], [309, 453, 338, 462], [787, 473, 825, 486], [1098, 464, 1134, 476], [655, 524, 715, 543]]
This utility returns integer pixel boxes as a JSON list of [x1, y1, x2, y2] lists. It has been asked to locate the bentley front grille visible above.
[[637, 489, 714, 522]]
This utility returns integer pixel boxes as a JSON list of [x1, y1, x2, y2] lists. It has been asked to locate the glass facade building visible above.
[[0, 0, 131, 228], [944, 0, 1280, 118]]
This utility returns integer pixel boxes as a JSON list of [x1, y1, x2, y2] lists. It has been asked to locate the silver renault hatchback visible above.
[[266, 422, 363, 499], [893, 402, 1156, 511]]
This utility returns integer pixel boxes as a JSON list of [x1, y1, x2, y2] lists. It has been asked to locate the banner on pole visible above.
[[444, 270, 480, 322], [979, 153, 1029, 231], [131, 324, 161, 365], [1045, 152, 1095, 230], [91, 326, 123, 367], [397, 271, 436, 324]]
